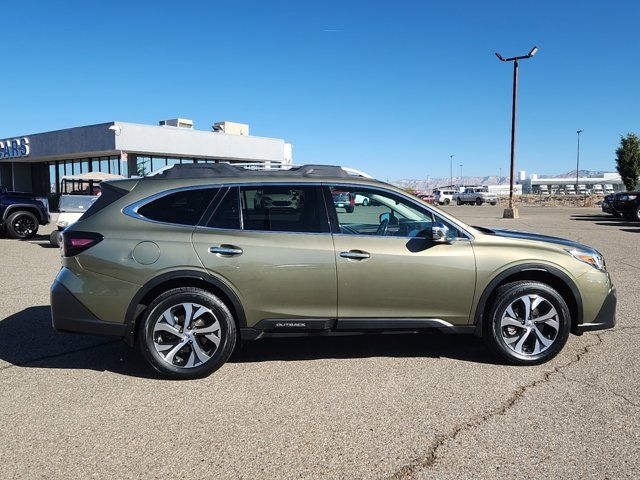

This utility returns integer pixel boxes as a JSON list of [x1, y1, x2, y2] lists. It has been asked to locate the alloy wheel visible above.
[[152, 302, 222, 368], [13, 215, 36, 237], [500, 294, 560, 356]]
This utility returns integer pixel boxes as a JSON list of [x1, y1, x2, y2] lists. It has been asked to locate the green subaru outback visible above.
[[50, 164, 616, 379]]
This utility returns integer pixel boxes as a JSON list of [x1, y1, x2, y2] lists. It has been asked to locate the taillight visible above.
[[62, 231, 103, 257], [349, 195, 355, 206]]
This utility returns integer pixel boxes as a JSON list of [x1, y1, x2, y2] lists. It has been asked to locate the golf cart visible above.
[[50, 172, 125, 246]]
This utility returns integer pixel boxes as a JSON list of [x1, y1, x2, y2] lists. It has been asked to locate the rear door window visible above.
[[138, 188, 219, 226], [240, 185, 329, 233]]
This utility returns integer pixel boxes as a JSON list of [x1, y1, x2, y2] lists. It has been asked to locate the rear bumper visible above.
[[50, 280, 127, 337], [575, 287, 616, 334]]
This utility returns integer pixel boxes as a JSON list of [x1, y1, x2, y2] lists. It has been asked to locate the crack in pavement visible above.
[[387, 332, 607, 480], [0, 340, 120, 373]]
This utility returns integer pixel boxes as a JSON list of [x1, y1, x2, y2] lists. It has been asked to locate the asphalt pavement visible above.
[[0, 206, 638, 479]]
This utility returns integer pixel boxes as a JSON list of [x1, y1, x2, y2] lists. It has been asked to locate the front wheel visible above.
[[139, 287, 237, 379], [362, 198, 369, 206], [456, 197, 462, 206], [444, 198, 450, 205], [6, 211, 39, 239], [484, 281, 571, 365], [475, 197, 483, 206]]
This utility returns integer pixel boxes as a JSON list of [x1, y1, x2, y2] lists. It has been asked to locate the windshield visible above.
[[58, 195, 98, 212]]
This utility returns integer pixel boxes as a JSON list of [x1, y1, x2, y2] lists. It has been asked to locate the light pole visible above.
[[459, 164, 463, 186], [450, 154, 454, 187], [576, 129, 583, 196], [495, 46, 538, 218]]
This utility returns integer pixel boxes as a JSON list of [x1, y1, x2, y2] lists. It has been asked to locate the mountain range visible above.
[[391, 170, 613, 191]]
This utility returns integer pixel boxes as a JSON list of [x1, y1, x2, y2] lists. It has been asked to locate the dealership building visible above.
[[0, 118, 292, 195]]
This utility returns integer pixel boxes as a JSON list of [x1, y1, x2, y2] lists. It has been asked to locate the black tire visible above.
[[362, 198, 369, 206], [139, 287, 237, 379], [6, 211, 39, 239], [345, 205, 354, 213], [49, 230, 60, 247], [490, 202, 497, 206], [635, 206, 640, 222], [475, 197, 483, 206], [444, 198, 450, 205], [483, 281, 571, 365], [456, 197, 462, 206]]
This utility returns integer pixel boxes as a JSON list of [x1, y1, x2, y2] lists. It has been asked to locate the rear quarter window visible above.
[[138, 188, 219, 226]]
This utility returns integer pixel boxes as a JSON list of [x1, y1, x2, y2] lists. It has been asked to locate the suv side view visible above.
[[0, 185, 50, 239], [50, 164, 616, 379]]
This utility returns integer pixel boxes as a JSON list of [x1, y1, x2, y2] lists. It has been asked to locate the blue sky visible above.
[[2, 0, 638, 179]]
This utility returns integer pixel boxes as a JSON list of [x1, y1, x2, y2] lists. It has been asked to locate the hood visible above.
[[474, 227, 598, 254]]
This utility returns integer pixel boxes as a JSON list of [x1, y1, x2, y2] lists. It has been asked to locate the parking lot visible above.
[[0, 206, 638, 479]]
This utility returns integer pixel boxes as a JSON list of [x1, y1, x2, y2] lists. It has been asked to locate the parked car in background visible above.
[[592, 184, 604, 195], [354, 194, 371, 206], [418, 193, 435, 204], [601, 194, 615, 215], [0, 185, 50, 239], [456, 186, 498, 206], [51, 163, 616, 379], [333, 190, 355, 213], [604, 184, 615, 195], [615, 191, 639, 221], [433, 189, 457, 205]]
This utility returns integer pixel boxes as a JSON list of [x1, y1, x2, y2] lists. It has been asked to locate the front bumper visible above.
[[576, 287, 616, 334], [50, 280, 127, 337]]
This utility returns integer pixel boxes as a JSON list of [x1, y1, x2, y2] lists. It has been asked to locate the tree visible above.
[[615, 133, 640, 191]]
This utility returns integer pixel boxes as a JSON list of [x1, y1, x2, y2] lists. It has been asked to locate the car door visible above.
[[192, 184, 337, 329], [326, 184, 476, 326]]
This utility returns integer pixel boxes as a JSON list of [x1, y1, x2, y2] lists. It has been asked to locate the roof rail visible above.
[[148, 162, 372, 179]]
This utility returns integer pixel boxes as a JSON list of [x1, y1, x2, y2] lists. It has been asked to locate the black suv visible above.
[[614, 191, 639, 221], [0, 186, 50, 239]]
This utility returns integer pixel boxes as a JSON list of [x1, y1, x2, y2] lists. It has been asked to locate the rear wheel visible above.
[[49, 230, 61, 247], [475, 197, 483, 206], [139, 287, 237, 379], [456, 197, 462, 206], [635, 206, 640, 222], [484, 281, 570, 365], [362, 198, 370, 206], [6, 211, 39, 239], [345, 205, 354, 213], [444, 198, 450, 205]]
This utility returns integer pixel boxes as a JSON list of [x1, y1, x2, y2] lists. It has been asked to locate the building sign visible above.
[[0, 137, 30, 159]]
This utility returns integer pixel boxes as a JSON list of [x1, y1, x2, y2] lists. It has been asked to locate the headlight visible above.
[[568, 248, 606, 271], [620, 194, 637, 201]]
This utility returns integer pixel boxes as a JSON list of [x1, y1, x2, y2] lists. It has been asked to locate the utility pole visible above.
[[495, 46, 538, 218], [459, 164, 463, 186], [576, 129, 583, 196], [450, 154, 454, 188]]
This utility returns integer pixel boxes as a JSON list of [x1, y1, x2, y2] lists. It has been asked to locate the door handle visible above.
[[209, 245, 243, 256], [340, 250, 370, 260]]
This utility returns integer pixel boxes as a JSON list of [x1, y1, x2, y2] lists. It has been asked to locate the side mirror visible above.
[[379, 212, 390, 224], [431, 222, 450, 243]]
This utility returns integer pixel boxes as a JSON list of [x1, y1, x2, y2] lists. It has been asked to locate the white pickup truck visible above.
[[455, 186, 498, 206]]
